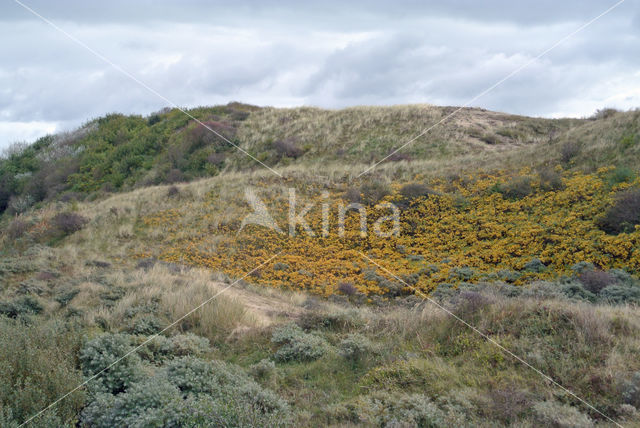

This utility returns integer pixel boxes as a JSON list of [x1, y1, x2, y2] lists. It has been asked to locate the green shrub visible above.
[[338, 333, 376, 363], [55, 289, 79, 307], [249, 358, 277, 385], [139, 333, 210, 363], [82, 354, 289, 427], [559, 282, 597, 302], [127, 315, 166, 335], [6, 218, 30, 240], [532, 401, 593, 428], [449, 266, 475, 281], [344, 187, 361, 203], [398, 183, 436, 208], [496, 269, 521, 283], [0, 318, 85, 426], [607, 166, 635, 186], [271, 323, 329, 362], [570, 261, 595, 274], [164, 357, 288, 415], [599, 285, 640, 305], [523, 258, 546, 273], [79, 333, 144, 394], [298, 309, 364, 332]]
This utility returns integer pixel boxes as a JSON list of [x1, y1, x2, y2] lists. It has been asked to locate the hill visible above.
[[1, 103, 638, 215], [1, 103, 640, 426]]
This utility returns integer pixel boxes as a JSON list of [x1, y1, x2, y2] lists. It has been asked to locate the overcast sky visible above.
[[1, 0, 639, 149]]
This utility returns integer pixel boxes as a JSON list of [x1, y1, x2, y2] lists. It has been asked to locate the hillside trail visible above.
[[212, 280, 305, 326]]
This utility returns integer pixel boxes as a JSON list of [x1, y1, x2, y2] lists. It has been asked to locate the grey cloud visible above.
[[0, 0, 638, 148]]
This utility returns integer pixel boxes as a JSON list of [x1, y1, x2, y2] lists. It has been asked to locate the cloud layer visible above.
[[1, 0, 639, 148]]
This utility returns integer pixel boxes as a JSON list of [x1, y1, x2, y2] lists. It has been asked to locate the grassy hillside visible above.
[[1, 103, 640, 426], [2, 103, 638, 216]]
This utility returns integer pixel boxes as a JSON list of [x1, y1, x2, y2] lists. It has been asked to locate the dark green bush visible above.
[[344, 392, 446, 427], [598, 188, 640, 234], [0, 296, 43, 318], [127, 315, 165, 335], [607, 166, 635, 186], [523, 258, 546, 273], [622, 372, 640, 408], [138, 333, 210, 363], [532, 401, 593, 427], [6, 218, 30, 240], [249, 358, 277, 385], [273, 139, 303, 159]]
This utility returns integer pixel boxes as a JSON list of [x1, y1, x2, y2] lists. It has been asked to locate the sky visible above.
[[1, 0, 639, 149]]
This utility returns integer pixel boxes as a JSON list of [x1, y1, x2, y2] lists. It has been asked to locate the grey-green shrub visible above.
[[271, 323, 329, 362], [600, 285, 640, 304], [523, 258, 546, 273], [338, 333, 376, 363], [137, 333, 210, 363], [622, 372, 640, 408], [249, 358, 277, 384], [532, 401, 593, 428], [79, 333, 144, 394], [354, 392, 446, 427], [82, 356, 289, 427]]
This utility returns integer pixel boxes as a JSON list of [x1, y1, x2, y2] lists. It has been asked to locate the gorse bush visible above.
[[271, 323, 329, 362]]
